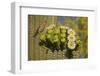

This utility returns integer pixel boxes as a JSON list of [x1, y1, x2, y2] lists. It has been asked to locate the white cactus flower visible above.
[[68, 41, 76, 49], [67, 35, 76, 41], [68, 29, 75, 35]]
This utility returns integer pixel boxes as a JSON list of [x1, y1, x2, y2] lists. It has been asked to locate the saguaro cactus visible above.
[[39, 24, 82, 59]]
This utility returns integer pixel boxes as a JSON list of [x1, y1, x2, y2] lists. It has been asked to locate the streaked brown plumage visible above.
[[33, 21, 47, 37]]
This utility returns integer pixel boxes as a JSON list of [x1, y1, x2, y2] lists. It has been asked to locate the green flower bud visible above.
[[53, 39, 59, 42], [61, 38, 66, 43], [40, 34, 46, 41], [61, 29, 66, 33], [61, 33, 66, 38], [54, 35, 58, 39], [47, 29, 53, 34], [46, 34, 51, 39]]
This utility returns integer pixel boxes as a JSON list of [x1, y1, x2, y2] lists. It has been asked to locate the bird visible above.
[[33, 20, 47, 37]]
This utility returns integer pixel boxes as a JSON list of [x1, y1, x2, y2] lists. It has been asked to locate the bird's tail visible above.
[[33, 31, 39, 38]]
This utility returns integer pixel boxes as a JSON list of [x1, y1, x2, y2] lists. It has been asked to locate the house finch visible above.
[[33, 21, 47, 37]]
